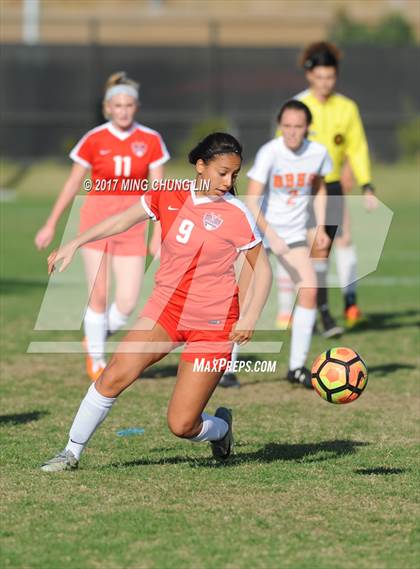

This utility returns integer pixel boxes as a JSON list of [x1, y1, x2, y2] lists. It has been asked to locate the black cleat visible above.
[[211, 407, 234, 461], [218, 373, 241, 389], [320, 312, 344, 338], [287, 367, 313, 389]]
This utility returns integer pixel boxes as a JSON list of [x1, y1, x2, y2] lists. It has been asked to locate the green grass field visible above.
[[1, 161, 419, 569]]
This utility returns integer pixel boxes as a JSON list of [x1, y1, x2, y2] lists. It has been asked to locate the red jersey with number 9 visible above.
[[140, 186, 261, 329]]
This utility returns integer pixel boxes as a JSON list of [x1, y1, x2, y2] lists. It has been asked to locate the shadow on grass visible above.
[[240, 377, 286, 387], [108, 439, 369, 470], [141, 364, 178, 380], [368, 363, 416, 377], [0, 410, 49, 425], [354, 467, 406, 475], [346, 309, 419, 333], [0, 278, 47, 295]]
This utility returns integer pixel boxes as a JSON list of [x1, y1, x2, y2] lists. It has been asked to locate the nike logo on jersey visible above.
[[168, 206, 179, 211], [99, 149, 111, 155]]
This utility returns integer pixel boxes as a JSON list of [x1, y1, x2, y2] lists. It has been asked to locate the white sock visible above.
[[190, 412, 228, 442], [276, 260, 295, 317], [108, 302, 129, 334], [335, 245, 357, 295], [66, 383, 117, 460], [84, 306, 107, 366], [222, 343, 239, 377], [289, 305, 317, 370]]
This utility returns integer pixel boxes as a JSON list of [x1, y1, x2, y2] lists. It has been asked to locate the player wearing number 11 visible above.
[[34, 72, 169, 381]]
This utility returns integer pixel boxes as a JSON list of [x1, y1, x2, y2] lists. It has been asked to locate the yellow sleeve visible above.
[[345, 101, 372, 187]]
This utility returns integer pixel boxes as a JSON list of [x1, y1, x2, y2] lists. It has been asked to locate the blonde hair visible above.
[[102, 71, 140, 118]]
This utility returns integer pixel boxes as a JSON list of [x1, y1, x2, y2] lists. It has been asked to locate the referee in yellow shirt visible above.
[[277, 42, 378, 337]]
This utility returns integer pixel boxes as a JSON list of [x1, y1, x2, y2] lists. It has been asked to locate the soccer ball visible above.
[[311, 347, 368, 404]]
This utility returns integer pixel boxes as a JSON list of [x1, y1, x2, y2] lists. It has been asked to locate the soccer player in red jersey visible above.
[[41, 133, 272, 471], [35, 72, 169, 381]]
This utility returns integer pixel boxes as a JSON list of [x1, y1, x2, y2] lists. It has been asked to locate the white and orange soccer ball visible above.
[[311, 347, 368, 404]]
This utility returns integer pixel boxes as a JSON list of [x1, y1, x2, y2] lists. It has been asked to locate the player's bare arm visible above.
[[35, 163, 88, 250], [312, 176, 330, 251]]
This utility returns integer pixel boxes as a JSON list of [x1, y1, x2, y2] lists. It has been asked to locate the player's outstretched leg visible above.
[[41, 320, 173, 472], [41, 382, 116, 472]]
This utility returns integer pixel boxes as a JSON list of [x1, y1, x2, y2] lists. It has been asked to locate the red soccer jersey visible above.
[[70, 121, 170, 222], [141, 186, 261, 328]]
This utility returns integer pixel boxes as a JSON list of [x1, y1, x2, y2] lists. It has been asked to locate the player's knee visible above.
[[97, 357, 139, 396], [336, 235, 352, 247], [115, 297, 136, 316], [311, 247, 328, 260], [167, 415, 199, 439], [298, 286, 317, 308], [88, 295, 107, 313]]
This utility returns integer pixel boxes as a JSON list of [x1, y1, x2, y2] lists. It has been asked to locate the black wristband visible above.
[[362, 183, 375, 194]]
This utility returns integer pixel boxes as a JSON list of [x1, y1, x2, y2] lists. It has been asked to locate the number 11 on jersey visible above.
[[113, 155, 132, 177]]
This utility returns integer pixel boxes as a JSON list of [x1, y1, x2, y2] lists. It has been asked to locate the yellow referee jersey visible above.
[[294, 89, 372, 186]]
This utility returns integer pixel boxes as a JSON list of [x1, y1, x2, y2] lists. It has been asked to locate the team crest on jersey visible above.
[[203, 212, 223, 231], [131, 142, 148, 157]]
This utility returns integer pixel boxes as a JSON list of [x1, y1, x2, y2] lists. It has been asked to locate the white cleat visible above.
[[41, 449, 79, 472]]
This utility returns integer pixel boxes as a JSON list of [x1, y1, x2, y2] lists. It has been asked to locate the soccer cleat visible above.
[[83, 337, 106, 382], [275, 312, 292, 330], [211, 407, 234, 461], [345, 304, 364, 328], [41, 449, 79, 472], [287, 367, 313, 389], [320, 313, 344, 338], [218, 373, 241, 389]]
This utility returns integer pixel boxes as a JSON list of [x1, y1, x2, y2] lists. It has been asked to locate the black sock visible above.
[[316, 269, 329, 313], [344, 291, 357, 310]]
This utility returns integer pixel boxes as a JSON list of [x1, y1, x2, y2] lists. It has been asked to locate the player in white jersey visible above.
[[246, 100, 331, 387]]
